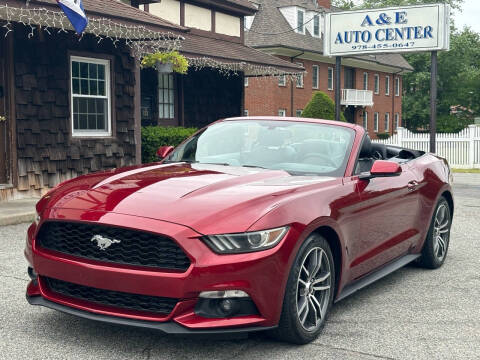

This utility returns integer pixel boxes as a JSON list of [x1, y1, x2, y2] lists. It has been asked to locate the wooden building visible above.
[[0, 0, 301, 200], [136, 0, 303, 128]]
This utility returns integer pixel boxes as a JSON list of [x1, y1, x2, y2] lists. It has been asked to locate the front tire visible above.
[[418, 197, 452, 269], [270, 234, 335, 344]]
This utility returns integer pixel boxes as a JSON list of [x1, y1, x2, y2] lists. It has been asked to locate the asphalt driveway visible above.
[[1, 174, 479, 359]]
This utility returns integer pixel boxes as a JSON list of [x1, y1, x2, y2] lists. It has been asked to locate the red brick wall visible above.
[[316, 0, 331, 9], [244, 57, 403, 139]]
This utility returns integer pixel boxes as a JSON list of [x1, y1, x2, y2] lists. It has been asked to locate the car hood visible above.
[[42, 163, 336, 234]]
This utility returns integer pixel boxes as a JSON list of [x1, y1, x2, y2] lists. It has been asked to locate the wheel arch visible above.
[[441, 190, 454, 216], [309, 226, 343, 299]]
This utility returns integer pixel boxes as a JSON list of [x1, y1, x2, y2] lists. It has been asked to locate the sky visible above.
[[454, 0, 480, 32], [349, 0, 480, 33]]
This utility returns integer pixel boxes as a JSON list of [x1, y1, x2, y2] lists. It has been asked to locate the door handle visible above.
[[407, 180, 419, 191]]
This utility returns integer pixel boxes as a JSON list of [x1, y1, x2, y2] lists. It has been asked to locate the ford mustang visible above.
[[25, 117, 453, 344]]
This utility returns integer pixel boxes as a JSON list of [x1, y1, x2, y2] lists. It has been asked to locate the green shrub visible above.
[[376, 132, 390, 140], [142, 126, 197, 163], [301, 91, 346, 122]]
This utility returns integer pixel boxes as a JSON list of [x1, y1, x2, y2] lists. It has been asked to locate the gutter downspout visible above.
[[290, 51, 304, 117]]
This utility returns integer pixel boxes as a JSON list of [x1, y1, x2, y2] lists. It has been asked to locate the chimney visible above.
[[317, 0, 331, 8]]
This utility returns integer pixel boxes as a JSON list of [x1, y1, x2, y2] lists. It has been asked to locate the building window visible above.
[[374, 112, 379, 132], [313, 15, 320, 37], [328, 67, 333, 90], [385, 76, 390, 96], [395, 77, 401, 96], [363, 111, 368, 129], [385, 112, 390, 132], [374, 74, 379, 94], [244, 77, 249, 87], [278, 109, 287, 117], [394, 113, 400, 129], [363, 72, 368, 90], [71, 56, 111, 137], [158, 73, 175, 119], [297, 8, 305, 34], [278, 74, 286, 87], [296, 63, 304, 88], [312, 65, 319, 89], [296, 109, 303, 117], [244, 109, 249, 116]]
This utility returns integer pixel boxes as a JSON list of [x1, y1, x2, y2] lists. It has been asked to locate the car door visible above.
[[344, 163, 422, 281]]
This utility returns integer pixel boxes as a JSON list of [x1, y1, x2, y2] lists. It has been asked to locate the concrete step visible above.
[[0, 198, 38, 226]]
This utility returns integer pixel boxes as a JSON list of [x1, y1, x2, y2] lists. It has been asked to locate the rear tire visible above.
[[269, 234, 335, 344], [418, 197, 452, 269]]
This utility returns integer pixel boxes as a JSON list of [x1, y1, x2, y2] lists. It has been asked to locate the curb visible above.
[[0, 212, 35, 227]]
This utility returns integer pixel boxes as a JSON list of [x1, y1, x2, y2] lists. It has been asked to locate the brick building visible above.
[[244, 0, 414, 138]]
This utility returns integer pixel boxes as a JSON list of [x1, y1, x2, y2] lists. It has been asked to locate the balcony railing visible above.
[[341, 89, 374, 107]]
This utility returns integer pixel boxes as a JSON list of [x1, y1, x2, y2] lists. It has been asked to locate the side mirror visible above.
[[359, 160, 402, 180], [157, 146, 174, 159]]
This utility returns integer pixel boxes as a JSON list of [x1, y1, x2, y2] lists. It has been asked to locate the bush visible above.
[[142, 126, 197, 163], [437, 114, 474, 133], [376, 133, 390, 140], [301, 91, 346, 122]]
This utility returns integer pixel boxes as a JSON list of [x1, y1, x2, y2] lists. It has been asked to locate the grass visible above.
[[452, 168, 480, 173]]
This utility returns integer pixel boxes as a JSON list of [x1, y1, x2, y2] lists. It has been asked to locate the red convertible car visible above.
[[25, 117, 453, 344]]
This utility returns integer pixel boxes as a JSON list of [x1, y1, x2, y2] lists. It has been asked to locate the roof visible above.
[[246, 0, 324, 53], [246, 0, 414, 72], [7, 0, 187, 32], [191, 0, 258, 15], [179, 33, 305, 75]]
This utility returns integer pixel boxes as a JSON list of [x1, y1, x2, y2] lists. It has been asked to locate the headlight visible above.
[[202, 226, 289, 254]]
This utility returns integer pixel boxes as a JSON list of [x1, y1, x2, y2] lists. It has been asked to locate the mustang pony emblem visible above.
[[90, 235, 121, 250]]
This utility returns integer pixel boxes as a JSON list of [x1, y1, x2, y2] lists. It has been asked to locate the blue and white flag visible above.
[[57, 0, 88, 34]]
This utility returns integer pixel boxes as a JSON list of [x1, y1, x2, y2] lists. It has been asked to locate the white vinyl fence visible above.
[[374, 125, 480, 169]]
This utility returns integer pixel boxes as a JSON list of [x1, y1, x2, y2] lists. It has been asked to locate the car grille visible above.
[[43, 277, 178, 315], [36, 221, 191, 271]]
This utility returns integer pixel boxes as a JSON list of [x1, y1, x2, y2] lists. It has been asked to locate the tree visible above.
[[302, 91, 347, 121], [403, 28, 480, 131]]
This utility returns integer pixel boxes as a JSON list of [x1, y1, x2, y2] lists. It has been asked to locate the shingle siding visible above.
[[13, 26, 137, 191]]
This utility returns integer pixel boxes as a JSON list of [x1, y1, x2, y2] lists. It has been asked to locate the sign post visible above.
[[335, 56, 341, 122], [430, 51, 438, 153], [324, 4, 450, 153]]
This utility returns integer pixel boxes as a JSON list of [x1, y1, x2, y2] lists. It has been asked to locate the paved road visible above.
[[1, 174, 479, 360]]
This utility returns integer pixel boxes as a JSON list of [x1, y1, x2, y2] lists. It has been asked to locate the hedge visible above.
[[142, 126, 198, 163], [376, 132, 391, 140], [301, 91, 346, 122]]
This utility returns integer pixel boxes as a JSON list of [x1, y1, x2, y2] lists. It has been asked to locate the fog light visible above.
[[220, 299, 234, 313], [195, 290, 259, 318]]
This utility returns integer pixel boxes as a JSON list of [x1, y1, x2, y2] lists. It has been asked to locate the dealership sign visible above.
[[324, 4, 450, 56]]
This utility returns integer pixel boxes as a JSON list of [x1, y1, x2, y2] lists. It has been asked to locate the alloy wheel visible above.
[[433, 203, 450, 262], [296, 247, 331, 331]]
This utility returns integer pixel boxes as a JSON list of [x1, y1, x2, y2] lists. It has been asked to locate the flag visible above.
[[56, 0, 88, 34]]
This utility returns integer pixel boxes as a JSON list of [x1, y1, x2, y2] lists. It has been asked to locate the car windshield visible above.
[[165, 120, 355, 176]]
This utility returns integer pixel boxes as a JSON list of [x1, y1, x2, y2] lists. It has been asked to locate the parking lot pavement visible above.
[[1, 177, 479, 360]]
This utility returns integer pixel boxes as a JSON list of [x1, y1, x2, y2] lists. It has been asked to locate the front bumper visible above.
[[26, 294, 276, 335], [25, 208, 300, 332]]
